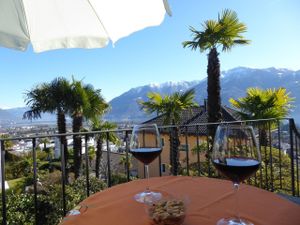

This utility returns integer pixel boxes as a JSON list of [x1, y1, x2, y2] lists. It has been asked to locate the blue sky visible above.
[[0, 0, 299, 109]]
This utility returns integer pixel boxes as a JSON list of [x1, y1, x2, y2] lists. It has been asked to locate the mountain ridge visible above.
[[1, 67, 299, 125]]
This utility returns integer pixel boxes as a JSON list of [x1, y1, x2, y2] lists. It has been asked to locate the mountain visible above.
[[105, 81, 200, 121], [105, 67, 300, 122], [1, 67, 300, 125], [0, 109, 16, 123], [0, 107, 57, 126]]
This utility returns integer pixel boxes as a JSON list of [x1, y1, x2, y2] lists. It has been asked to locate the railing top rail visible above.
[[0, 117, 294, 142], [288, 118, 300, 138]]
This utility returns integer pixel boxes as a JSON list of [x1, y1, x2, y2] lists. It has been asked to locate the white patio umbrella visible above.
[[0, 0, 171, 53]]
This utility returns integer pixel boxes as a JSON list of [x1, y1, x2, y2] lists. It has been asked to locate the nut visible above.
[[149, 199, 185, 225]]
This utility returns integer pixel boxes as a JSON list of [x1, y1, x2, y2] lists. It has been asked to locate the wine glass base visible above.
[[134, 191, 162, 204], [217, 217, 254, 225]]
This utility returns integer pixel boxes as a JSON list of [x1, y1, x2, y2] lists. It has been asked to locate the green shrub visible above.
[[109, 173, 137, 186], [7, 177, 27, 194], [1, 174, 107, 225], [5, 151, 22, 162], [36, 150, 48, 161]]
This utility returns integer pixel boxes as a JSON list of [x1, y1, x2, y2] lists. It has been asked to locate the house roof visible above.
[[142, 105, 241, 135]]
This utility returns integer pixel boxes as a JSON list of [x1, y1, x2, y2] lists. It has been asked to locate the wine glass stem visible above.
[[145, 164, 150, 191], [233, 182, 241, 222]]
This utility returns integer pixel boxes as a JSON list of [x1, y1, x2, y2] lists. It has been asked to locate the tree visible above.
[[183, 9, 250, 138], [229, 87, 294, 145], [24, 77, 71, 180], [91, 120, 119, 178], [39, 138, 50, 151], [139, 89, 198, 175], [230, 87, 293, 120], [0, 134, 14, 150], [119, 154, 133, 173], [68, 78, 109, 178]]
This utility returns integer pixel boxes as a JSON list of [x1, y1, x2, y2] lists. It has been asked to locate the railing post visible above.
[[185, 126, 189, 176], [295, 137, 299, 197], [106, 132, 112, 187], [1, 140, 7, 225], [258, 128, 263, 189], [60, 138, 67, 216], [125, 131, 130, 182], [268, 122, 274, 192], [289, 119, 295, 196], [85, 135, 90, 197], [277, 120, 283, 190], [32, 138, 38, 224], [206, 133, 211, 177], [196, 125, 201, 176], [158, 128, 162, 177]]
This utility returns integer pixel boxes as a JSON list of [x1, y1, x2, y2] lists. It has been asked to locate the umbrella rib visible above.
[[163, 0, 172, 16], [18, 0, 31, 42], [86, 0, 111, 42]]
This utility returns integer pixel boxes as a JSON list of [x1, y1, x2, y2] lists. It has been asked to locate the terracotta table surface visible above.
[[60, 176, 300, 225]]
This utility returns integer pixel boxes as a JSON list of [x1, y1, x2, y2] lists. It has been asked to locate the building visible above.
[[138, 105, 241, 178]]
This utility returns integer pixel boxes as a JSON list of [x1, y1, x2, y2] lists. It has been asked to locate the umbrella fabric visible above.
[[0, 0, 169, 52]]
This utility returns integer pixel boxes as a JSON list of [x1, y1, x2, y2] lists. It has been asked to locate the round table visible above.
[[60, 176, 300, 225]]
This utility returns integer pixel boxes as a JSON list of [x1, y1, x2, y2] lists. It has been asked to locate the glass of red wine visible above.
[[130, 124, 162, 203], [212, 124, 261, 225]]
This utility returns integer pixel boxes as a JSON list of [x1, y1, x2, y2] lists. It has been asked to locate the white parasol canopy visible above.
[[0, 0, 171, 53]]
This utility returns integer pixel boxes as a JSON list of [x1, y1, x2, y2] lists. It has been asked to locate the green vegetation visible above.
[[230, 87, 294, 120], [91, 120, 119, 178], [139, 89, 198, 175], [1, 175, 107, 225], [183, 9, 250, 137], [69, 78, 109, 178], [24, 77, 71, 179], [185, 146, 297, 195], [1, 77, 123, 224], [24, 77, 109, 179], [230, 87, 294, 145]]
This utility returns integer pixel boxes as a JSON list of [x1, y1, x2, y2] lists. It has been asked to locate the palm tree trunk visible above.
[[95, 138, 103, 178], [207, 47, 222, 139], [259, 128, 268, 147], [57, 110, 69, 182], [169, 121, 180, 175], [73, 115, 83, 179]]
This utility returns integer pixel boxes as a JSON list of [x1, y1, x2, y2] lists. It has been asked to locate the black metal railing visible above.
[[0, 118, 299, 225]]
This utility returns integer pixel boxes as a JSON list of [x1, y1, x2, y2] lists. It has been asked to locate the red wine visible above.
[[213, 157, 260, 183], [130, 148, 162, 164]]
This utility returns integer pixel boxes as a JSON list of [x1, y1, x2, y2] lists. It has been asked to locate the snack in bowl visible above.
[[148, 199, 186, 225]]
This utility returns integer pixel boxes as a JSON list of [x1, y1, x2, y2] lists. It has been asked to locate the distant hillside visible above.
[[105, 81, 200, 121], [0, 107, 56, 126], [1, 67, 300, 125], [105, 67, 300, 122]]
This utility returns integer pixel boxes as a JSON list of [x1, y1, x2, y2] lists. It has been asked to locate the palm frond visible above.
[[230, 87, 294, 120], [183, 9, 250, 53], [139, 89, 197, 125]]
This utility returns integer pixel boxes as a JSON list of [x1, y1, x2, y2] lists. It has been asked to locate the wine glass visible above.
[[130, 124, 162, 204], [212, 124, 261, 225]]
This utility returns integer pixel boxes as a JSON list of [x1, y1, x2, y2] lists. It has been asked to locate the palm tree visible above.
[[0, 134, 14, 150], [183, 9, 250, 137], [119, 154, 133, 173], [139, 89, 198, 175], [39, 138, 50, 151], [24, 77, 71, 180], [91, 120, 119, 178], [229, 87, 294, 145], [68, 79, 109, 178]]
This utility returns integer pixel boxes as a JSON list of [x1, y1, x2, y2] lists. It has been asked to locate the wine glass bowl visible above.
[[212, 124, 261, 225], [130, 124, 162, 203]]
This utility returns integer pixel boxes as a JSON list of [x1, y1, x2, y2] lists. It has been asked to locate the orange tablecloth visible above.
[[61, 176, 300, 225]]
